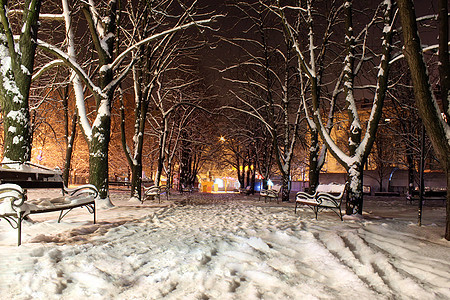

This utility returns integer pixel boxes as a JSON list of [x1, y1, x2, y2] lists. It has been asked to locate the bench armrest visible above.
[[316, 193, 342, 207], [260, 189, 268, 196], [295, 191, 317, 201], [144, 185, 160, 195], [63, 184, 98, 198], [316, 191, 342, 201], [266, 189, 280, 197], [0, 184, 26, 213]]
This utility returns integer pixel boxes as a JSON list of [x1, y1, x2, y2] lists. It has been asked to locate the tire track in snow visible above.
[[313, 231, 392, 298], [342, 232, 431, 299], [3, 202, 448, 299], [357, 227, 450, 299], [317, 224, 447, 300]]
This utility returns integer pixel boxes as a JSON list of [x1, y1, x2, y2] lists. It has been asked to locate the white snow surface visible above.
[[1, 190, 449, 299]]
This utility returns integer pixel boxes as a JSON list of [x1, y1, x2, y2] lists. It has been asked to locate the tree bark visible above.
[[155, 117, 168, 187], [406, 145, 415, 197], [281, 173, 290, 202], [0, 0, 42, 163], [89, 112, 111, 199], [308, 128, 320, 193], [130, 163, 142, 199], [346, 162, 364, 215], [63, 113, 77, 186]]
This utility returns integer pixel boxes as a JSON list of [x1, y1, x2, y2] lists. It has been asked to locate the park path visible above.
[[1, 198, 449, 299]]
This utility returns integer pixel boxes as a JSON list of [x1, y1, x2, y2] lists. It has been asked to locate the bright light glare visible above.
[[214, 178, 224, 188]]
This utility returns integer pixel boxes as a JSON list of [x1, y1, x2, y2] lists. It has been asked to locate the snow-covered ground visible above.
[[1, 190, 449, 299]]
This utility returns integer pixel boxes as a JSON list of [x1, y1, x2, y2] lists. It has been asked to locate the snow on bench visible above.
[[295, 183, 347, 220], [259, 184, 282, 203], [143, 185, 168, 203], [0, 162, 98, 246]]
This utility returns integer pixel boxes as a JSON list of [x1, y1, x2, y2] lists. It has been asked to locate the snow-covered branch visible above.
[[36, 39, 104, 98], [32, 59, 64, 81], [112, 17, 219, 70], [0, 5, 19, 69], [390, 42, 450, 64]]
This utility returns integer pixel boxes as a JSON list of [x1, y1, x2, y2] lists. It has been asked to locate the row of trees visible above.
[[216, 0, 449, 239], [220, 0, 394, 208]]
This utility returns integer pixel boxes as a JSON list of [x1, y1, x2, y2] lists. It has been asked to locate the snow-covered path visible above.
[[1, 196, 449, 299]]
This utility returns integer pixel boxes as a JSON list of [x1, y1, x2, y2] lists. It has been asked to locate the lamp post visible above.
[[418, 123, 425, 226]]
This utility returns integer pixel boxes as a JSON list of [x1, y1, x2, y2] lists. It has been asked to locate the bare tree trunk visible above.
[[236, 152, 245, 188], [250, 159, 256, 195], [1, 91, 32, 163], [130, 164, 142, 199], [60, 84, 76, 186], [309, 128, 320, 193], [346, 163, 364, 215], [63, 114, 77, 186], [246, 151, 251, 188], [281, 173, 290, 202], [89, 112, 111, 199], [406, 145, 415, 197], [179, 133, 191, 191]]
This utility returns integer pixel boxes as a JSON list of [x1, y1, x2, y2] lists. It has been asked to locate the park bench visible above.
[[0, 162, 98, 246], [143, 184, 168, 203], [407, 189, 446, 205], [239, 186, 252, 195], [295, 183, 347, 220], [259, 184, 282, 203], [180, 184, 193, 194]]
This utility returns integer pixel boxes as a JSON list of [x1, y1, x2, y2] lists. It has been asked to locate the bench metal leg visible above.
[[58, 209, 74, 223], [17, 212, 26, 246], [58, 210, 64, 222], [57, 203, 96, 224], [1, 213, 25, 246], [18, 214, 22, 246], [93, 202, 96, 224]]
